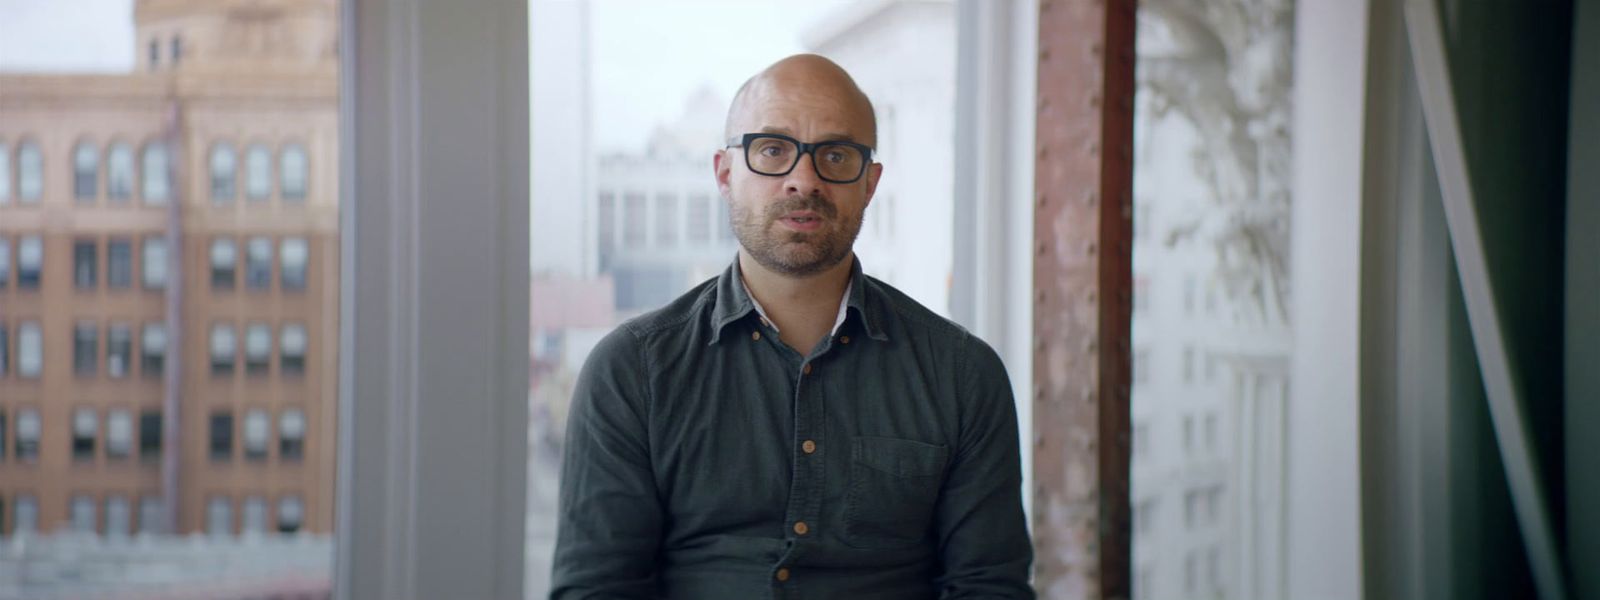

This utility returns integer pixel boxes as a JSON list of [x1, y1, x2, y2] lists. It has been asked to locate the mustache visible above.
[[765, 195, 838, 220]]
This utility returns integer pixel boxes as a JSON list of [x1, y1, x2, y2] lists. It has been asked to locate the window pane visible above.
[[139, 410, 163, 460], [244, 409, 269, 459], [106, 495, 132, 537], [0, 141, 10, 203], [210, 143, 237, 201], [243, 496, 269, 534], [246, 236, 272, 289], [279, 408, 305, 460], [139, 497, 165, 535], [281, 143, 308, 200], [71, 495, 97, 533], [281, 237, 308, 290], [141, 142, 170, 203], [107, 324, 132, 378], [18, 140, 42, 202], [206, 496, 232, 537], [107, 142, 134, 200], [15, 496, 38, 535], [280, 323, 307, 375], [210, 412, 233, 461], [18, 321, 42, 378], [74, 321, 98, 376], [75, 141, 99, 201], [142, 236, 168, 289], [245, 144, 271, 200], [141, 323, 166, 377], [17, 409, 41, 460], [0, 234, 10, 287], [73, 408, 98, 460], [108, 408, 133, 458], [245, 323, 271, 375], [0, 324, 8, 378], [277, 496, 304, 534], [18, 235, 41, 288], [210, 237, 236, 289], [210, 324, 235, 375], [108, 238, 133, 288], [74, 239, 98, 289]]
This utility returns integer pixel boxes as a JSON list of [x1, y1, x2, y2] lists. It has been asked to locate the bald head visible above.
[[724, 54, 878, 148]]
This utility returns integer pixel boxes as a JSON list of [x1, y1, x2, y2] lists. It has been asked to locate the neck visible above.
[[738, 250, 853, 353]]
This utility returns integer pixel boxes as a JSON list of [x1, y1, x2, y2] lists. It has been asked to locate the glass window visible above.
[[73, 407, 98, 460], [0, 234, 9, 287], [107, 409, 133, 458], [0, 140, 10, 203], [74, 141, 99, 201], [210, 412, 234, 461], [245, 144, 272, 200], [141, 323, 166, 377], [108, 238, 132, 288], [277, 495, 304, 534], [280, 323, 307, 376], [141, 142, 170, 204], [656, 194, 678, 247], [171, 35, 182, 63], [18, 235, 41, 288], [687, 194, 711, 244], [107, 324, 131, 378], [106, 495, 131, 537], [142, 236, 167, 289], [74, 239, 98, 289], [211, 237, 236, 290], [139, 410, 162, 460], [139, 496, 165, 535], [206, 496, 232, 537], [243, 496, 268, 534], [71, 495, 97, 533], [18, 140, 42, 203], [281, 143, 308, 200], [280, 237, 308, 290], [210, 143, 237, 202], [597, 192, 615, 253], [244, 409, 269, 460], [74, 321, 98, 376], [210, 324, 235, 376], [0, 324, 7, 378], [623, 192, 646, 247], [246, 236, 273, 289], [107, 142, 134, 201], [147, 38, 158, 69], [245, 323, 271, 375], [14, 495, 38, 535], [18, 321, 42, 378], [0, 410, 7, 461], [279, 409, 305, 460], [16, 409, 40, 460]]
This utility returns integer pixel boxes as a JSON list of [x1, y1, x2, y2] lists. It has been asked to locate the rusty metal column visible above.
[[1031, 0, 1135, 597]]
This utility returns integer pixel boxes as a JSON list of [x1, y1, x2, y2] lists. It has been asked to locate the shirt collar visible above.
[[708, 255, 888, 345]]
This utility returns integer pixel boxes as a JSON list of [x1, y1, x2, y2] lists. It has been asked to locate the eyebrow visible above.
[[756, 126, 862, 145]]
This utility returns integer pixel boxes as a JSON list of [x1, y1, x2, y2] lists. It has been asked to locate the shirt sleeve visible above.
[[549, 326, 664, 599], [934, 336, 1036, 599]]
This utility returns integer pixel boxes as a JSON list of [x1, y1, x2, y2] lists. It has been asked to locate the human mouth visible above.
[[778, 211, 824, 232]]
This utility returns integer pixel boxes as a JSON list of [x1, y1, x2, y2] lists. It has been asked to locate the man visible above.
[[551, 54, 1033, 599]]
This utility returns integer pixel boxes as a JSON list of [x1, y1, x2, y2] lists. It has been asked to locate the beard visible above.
[[730, 194, 863, 277]]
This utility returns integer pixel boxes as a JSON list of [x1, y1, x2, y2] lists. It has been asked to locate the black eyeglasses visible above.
[[726, 133, 875, 184]]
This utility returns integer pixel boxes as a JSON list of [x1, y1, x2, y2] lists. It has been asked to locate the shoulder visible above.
[[864, 274, 1000, 364]]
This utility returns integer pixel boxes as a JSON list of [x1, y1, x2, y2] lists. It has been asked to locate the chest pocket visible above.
[[843, 436, 950, 549]]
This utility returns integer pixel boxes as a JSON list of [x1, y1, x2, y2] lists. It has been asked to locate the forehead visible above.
[[736, 81, 875, 144]]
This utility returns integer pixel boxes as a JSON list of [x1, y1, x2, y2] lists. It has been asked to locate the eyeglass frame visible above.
[[725, 133, 876, 184]]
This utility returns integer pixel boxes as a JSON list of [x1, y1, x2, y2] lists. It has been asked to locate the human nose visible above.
[[783, 150, 826, 197]]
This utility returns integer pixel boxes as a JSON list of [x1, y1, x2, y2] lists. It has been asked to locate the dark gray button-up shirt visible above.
[[551, 258, 1033, 599]]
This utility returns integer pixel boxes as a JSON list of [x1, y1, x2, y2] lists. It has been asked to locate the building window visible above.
[[141, 142, 170, 204], [139, 410, 162, 460], [107, 324, 131, 378], [108, 238, 132, 288], [74, 141, 99, 201], [1204, 412, 1219, 451], [210, 412, 234, 461], [18, 235, 41, 289], [142, 236, 167, 289], [105, 495, 131, 537], [277, 495, 304, 534], [210, 324, 236, 376], [106, 409, 133, 459], [656, 194, 679, 247], [243, 496, 268, 534], [245, 323, 271, 376], [210, 143, 237, 202], [14, 495, 38, 535], [0, 410, 7, 461], [72, 408, 98, 461], [211, 238, 236, 290], [245, 144, 272, 200], [70, 495, 97, 533], [141, 323, 166, 377], [0, 235, 9, 287], [281, 143, 308, 200], [687, 194, 711, 243], [623, 192, 647, 247], [244, 409, 269, 460], [107, 142, 134, 201], [18, 321, 42, 378], [16, 409, 40, 460], [147, 38, 159, 69], [245, 237, 273, 289], [0, 140, 10, 203], [280, 237, 308, 290], [18, 140, 42, 203], [1183, 345, 1195, 383], [207, 496, 232, 537], [74, 239, 98, 289], [138, 497, 164, 534], [279, 409, 305, 460], [597, 192, 616, 253], [170, 35, 182, 64], [281, 323, 307, 376], [0, 324, 7, 378], [74, 322, 98, 376]]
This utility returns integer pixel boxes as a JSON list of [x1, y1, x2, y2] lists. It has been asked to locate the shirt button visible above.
[[793, 521, 809, 535], [752, 330, 761, 341], [802, 440, 816, 454], [803, 363, 813, 375], [840, 335, 850, 344], [775, 568, 791, 582]]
